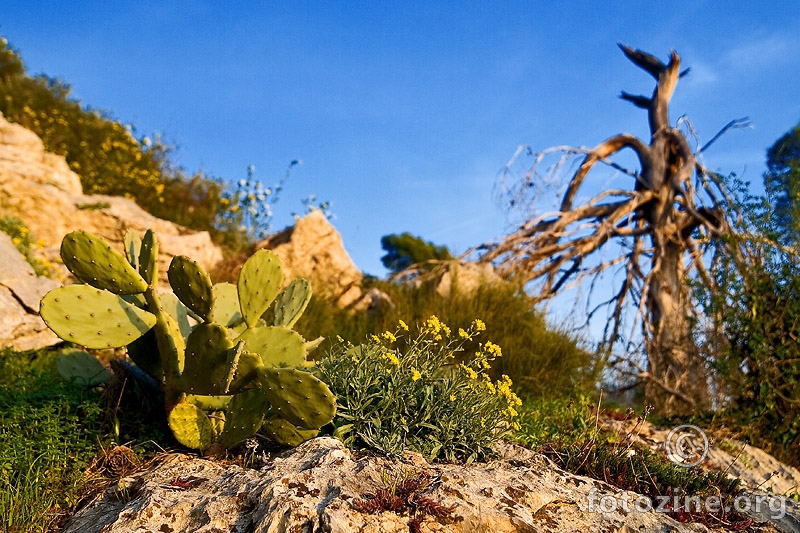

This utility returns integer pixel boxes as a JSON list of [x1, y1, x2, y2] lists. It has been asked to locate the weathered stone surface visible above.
[[350, 287, 396, 313], [396, 260, 503, 298], [0, 232, 60, 350], [0, 113, 82, 195], [64, 436, 754, 533], [0, 112, 222, 282], [603, 416, 800, 497], [258, 211, 364, 307]]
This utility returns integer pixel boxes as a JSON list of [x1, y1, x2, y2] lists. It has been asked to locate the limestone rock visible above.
[[0, 232, 60, 351], [396, 260, 503, 298], [258, 211, 363, 307], [0, 113, 82, 195], [62, 436, 764, 533], [602, 416, 800, 497], [350, 287, 396, 313], [0, 112, 222, 282]]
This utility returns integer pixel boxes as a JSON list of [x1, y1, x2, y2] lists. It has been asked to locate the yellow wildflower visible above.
[[410, 367, 421, 381], [458, 328, 469, 339], [382, 352, 400, 366], [398, 319, 409, 331], [460, 363, 478, 380], [382, 331, 396, 343], [485, 341, 502, 358], [449, 394, 456, 402], [472, 319, 486, 332]]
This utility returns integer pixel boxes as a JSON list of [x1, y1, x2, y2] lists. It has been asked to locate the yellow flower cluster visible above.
[[424, 315, 451, 340], [381, 351, 400, 366]]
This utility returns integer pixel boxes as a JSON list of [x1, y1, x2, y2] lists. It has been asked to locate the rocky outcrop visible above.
[[603, 415, 800, 499], [258, 211, 365, 307], [0, 232, 60, 351], [63, 436, 767, 533], [0, 112, 223, 283]]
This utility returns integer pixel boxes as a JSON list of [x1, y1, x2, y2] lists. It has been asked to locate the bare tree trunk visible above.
[[482, 45, 728, 414]]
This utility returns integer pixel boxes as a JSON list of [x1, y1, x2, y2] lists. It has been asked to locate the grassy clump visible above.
[[0, 348, 105, 531], [0, 348, 169, 532], [297, 277, 598, 400], [513, 398, 751, 530]]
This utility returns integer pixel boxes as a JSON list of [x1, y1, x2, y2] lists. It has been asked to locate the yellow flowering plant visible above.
[[318, 316, 522, 463]]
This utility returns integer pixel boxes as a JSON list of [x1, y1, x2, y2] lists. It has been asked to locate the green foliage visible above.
[[0, 216, 62, 279], [702, 253, 800, 466], [40, 229, 334, 452], [295, 278, 596, 399], [318, 317, 522, 462], [764, 121, 800, 245], [380, 233, 453, 273], [0, 348, 104, 531], [690, 171, 800, 466], [514, 399, 746, 529]]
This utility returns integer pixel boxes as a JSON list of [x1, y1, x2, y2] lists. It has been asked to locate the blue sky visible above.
[[2, 2, 799, 279]]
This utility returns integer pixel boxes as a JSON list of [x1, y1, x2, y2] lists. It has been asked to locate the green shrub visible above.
[[318, 316, 522, 462], [0, 348, 104, 531], [296, 278, 598, 399], [699, 253, 800, 467]]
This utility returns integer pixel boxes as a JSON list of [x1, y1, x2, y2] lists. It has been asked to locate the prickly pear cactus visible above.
[[40, 229, 336, 453]]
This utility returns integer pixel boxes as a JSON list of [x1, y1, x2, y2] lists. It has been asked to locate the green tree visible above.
[[380, 232, 453, 274], [764, 122, 800, 245]]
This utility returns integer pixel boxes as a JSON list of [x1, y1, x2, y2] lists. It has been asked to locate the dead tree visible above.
[[478, 44, 750, 414]]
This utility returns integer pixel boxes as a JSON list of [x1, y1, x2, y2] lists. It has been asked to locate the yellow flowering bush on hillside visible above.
[[0, 39, 224, 238], [318, 316, 522, 463]]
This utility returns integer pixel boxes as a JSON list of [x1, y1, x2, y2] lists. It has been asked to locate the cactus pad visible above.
[[56, 349, 112, 386], [262, 417, 319, 447], [238, 249, 283, 328], [168, 256, 214, 321], [227, 350, 263, 394], [168, 401, 214, 451], [40, 285, 157, 349], [60, 231, 148, 294], [159, 292, 193, 340], [237, 326, 306, 368], [208, 282, 242, 327], [139, 229, 159, 286], [181, 324, 235, 395], [123, 229, 142, 271], [273, 279, 312, 328], [259, 367, 336, 429], [219, 388, 269, 448], [125, 329, 162, 380]]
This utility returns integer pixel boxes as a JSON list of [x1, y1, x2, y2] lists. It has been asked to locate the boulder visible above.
[[258, 211, 364, 307], [0, 112, 223, 283], [62, 436, 759, 533], [395, 260, 504, 298], [0, 232, 60, 351]]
